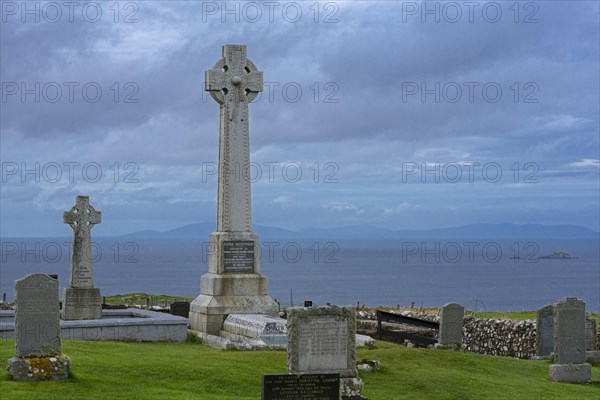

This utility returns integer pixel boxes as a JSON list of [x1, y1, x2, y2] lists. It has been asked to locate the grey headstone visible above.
[[536, 304, 554, 356], [14, 274, 61, 357], [553, 297, 586, 364], [439, 303, 464, 345], [287, 306, 356, 378], [585, 317, 597, 351]]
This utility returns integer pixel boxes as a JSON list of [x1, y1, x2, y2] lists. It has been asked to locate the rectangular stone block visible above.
[[553, 297, 586, 364], [439, 303, 464, 345], [549, 363, 591, 383], [62, 287, 102, 320], [200, 273, 269, 296], [15, 274, 61, 358], [287, 306, 356, 378], [7, 355, 71, 381], [536, 304, 554, 357], [223, 314, 286, 344]]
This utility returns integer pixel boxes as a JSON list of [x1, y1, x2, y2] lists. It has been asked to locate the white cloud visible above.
[[569, 159, 600, 168]]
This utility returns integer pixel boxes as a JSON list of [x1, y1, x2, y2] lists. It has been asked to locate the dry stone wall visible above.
[[357, 310, 599, 359], [462, 316, 536, 359]]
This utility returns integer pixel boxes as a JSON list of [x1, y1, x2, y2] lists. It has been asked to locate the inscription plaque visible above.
[[298, 316, 348, 372], [223, 241, 255, 272], [262, 373, 340, 400]]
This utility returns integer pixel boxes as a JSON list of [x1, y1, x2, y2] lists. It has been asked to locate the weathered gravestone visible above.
[[549, 297, 591, 382], [189, 44, 278, 335], [535, 304, 554, 357], [287, 306, 365, 400], [438, 303, 464, 346], [62, 195, 102, 320], [7, 274, 71, 380], [585, 317, 597, 351]]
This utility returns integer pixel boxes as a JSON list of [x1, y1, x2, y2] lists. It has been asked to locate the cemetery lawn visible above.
[[103, 293, 193, 305], [1, 340, 598, 399], [474, 311, 600, 324]]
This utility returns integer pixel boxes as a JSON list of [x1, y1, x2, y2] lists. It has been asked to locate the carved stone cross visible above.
[[63, 195, 101, 288], [205, 44, 263, 232]]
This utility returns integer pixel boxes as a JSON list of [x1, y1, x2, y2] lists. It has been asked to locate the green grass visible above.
[[474, 311, 600, 325], [1, 339, 598, 399], [103, 293, 193, 306], [472, 311, 538, 321]]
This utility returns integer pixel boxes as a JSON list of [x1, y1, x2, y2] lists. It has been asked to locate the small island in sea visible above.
[[538, 252, 579, 260]]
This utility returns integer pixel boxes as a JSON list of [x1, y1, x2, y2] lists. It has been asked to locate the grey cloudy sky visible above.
[[1, 0, 598, 236]]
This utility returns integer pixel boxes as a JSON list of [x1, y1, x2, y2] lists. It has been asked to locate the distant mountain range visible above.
[[123, 223, 600, 240]]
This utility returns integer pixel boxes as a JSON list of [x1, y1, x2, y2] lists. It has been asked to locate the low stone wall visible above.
[[463, 316, 536, 359], [357, 310, 600, 359]]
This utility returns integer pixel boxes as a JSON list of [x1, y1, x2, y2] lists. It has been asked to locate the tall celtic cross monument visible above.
[[62, 195, 103, 320], [189, 44, 278, 335]]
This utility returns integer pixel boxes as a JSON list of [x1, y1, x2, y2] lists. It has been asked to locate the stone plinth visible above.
[[188, 221, 277, 335], [7, 355, 71, 381], [62, 287, 102, 320], [549, 363, 592, 383]]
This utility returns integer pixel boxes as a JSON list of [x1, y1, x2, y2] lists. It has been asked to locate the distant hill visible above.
[[123, 222, 297, 239], [123, 223, 599, 240]]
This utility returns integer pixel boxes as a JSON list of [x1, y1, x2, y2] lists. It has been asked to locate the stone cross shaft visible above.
[[63, 195, 101, 288], [205, 44, 263, 232]]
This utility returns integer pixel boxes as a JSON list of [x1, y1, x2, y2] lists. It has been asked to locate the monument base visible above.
[[549, 363, 592, 383], [190, 230, 278, 335], [189, 289, 279, 335], [62, 287, 102, 320], [7, 355, 71, 381], [341, 377, 366, 400]]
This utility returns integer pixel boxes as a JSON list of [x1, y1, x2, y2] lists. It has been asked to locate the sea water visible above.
[[1, 238, 598, 312]]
